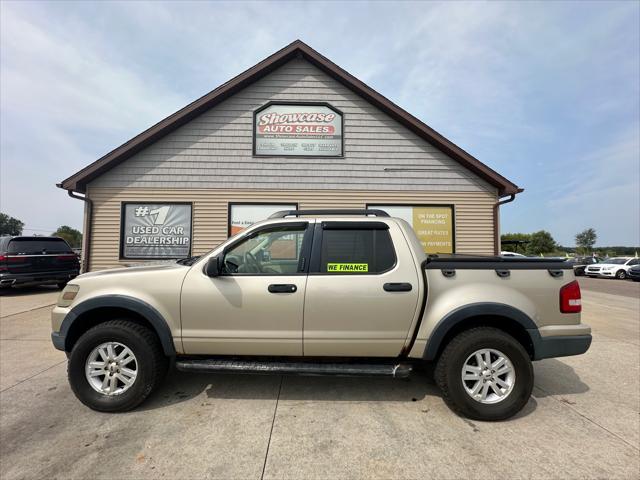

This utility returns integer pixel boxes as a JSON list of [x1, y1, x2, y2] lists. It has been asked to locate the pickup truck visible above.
[[51, 210, 591, 421]]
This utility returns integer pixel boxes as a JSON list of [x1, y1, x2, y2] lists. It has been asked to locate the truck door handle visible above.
[[383, 283, 412, 292], [268, 284, 297, 293]]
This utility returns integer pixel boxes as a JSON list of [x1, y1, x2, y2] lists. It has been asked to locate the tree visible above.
[[52, 226, 82, 248], [526, 230, 557, 255], [501, 232, 531, 243], [0, 213, 24, 236], [575, 228, 597, 254]]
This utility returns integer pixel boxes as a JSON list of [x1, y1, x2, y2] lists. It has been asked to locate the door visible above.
[[303, 221, 421, 357], [181, 222, 312, 355]]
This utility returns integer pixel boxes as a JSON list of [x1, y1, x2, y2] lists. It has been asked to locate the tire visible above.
[[616, 270, 627, 280], [68, 320, 168, 412], [435, 327, 533, 421]]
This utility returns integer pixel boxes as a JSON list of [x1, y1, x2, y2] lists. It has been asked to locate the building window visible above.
[[367, 204, 455, 254], [228, 203, 297, 236]]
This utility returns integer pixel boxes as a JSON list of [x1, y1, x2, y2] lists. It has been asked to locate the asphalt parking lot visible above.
[[1, 279, 638, 479]]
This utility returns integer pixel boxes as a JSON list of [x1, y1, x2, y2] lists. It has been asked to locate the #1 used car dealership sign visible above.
[[121, 203, 192, 259], [254, 103, 343, 156]]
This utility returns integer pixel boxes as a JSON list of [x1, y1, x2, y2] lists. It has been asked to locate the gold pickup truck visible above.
[[51, 209, 591, 420]]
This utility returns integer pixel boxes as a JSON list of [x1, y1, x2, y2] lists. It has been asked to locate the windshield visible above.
[[186, 229, 248, 265], [601, 258, 629, 265], [8, 238, 72, 254]]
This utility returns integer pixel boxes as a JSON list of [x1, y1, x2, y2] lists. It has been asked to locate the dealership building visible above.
[[59, 40, 522, 272]]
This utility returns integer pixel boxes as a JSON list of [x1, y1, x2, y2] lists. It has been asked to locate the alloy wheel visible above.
[[461, 348, 516, 404], [85, 342, 138, 396]]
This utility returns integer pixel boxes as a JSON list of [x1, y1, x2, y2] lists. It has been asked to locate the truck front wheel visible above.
[[435, 327, 533, 421], [67, 320, 168, 412]]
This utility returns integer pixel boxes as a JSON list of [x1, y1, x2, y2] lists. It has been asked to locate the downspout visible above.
[[493, 193, 518, 255], [67, 190, 92, 273]]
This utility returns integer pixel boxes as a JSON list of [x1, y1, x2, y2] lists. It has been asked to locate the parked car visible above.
[[0, 236, 80, 289], [51, 209, 591, 421], [627, 264, 640, 282], [569, 256, 602, 276], [500, 251, 526, 257], [585, 257, 640, 279]]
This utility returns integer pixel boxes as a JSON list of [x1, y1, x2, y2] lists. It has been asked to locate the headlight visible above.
[[57, 284, 79, 307]]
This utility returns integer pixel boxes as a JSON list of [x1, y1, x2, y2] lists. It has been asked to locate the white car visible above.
[[500, 251, 526, 257], [585, 257, 640, 279]]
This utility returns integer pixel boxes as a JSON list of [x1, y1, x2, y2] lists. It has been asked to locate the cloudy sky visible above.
[[1, 1, 638, 246]]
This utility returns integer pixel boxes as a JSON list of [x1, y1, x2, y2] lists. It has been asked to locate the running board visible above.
[[175, 359, 412, 378]]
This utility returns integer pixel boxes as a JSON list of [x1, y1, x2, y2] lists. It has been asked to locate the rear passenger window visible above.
[[7, 238, 72, 254], [319, 227, 396, 274]]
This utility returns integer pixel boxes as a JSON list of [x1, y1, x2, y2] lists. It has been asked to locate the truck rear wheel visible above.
[[435, 327, 533, 421], [67, 320, 168, 412]]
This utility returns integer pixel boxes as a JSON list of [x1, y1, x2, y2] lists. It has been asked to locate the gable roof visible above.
[[58, 40, 522, 196]]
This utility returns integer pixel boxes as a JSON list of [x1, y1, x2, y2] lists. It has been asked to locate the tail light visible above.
[[560, 281, 582, 313], [0, 254, 6, 272]]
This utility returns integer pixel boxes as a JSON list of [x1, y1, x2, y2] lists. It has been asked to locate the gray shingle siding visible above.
[[90, 58, 496, 195]]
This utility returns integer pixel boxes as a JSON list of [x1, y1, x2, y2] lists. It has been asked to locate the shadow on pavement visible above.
[[141, 369, 439, 411], [140, 368, 543, 422], [533, 358, 590, 397]]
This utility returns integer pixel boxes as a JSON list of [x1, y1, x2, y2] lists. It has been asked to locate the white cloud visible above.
[[0, 3, 188, 231], [0, 1, 638, 246]]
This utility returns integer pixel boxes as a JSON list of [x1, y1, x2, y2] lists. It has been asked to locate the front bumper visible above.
[[51, 331, 66, 351], [51, 305, 71, 351], [0, 270, 79, 287], [585, 270, 615, 277]]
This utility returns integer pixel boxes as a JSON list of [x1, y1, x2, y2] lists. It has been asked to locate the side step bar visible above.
[[175, 359, 413, 378]]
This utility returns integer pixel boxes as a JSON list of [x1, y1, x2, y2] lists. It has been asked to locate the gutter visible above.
[[64, 189, 92, 273], [493, 189, 523, 255]]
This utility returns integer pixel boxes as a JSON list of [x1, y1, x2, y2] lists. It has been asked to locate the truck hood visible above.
[[75, 262, 189, 280]]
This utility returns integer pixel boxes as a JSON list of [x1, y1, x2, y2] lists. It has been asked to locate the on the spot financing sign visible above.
[[254, 103, 342, 156], [121, 203, 192, 259], [368, 205, 455, 254]]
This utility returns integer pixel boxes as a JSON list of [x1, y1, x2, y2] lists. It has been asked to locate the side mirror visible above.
[[205, 255, 221, 277]]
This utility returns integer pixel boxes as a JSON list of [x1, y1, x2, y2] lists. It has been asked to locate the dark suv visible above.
[[570, 256, 602, 276], [0, 236, 80, 289]]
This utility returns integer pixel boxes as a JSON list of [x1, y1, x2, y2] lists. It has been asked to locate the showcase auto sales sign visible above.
[[254, 103, 342, 156]]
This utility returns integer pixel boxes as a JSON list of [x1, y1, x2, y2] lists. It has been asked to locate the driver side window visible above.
[[222, 225, 307, 275]]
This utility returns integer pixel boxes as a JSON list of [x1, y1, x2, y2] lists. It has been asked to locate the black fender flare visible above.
[[422, 302, 540, 361], [57, 295, 176, 356]]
